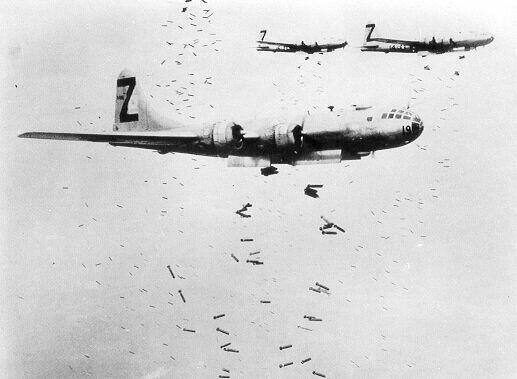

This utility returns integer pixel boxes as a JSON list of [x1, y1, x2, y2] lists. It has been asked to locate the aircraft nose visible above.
[[411, 115, 424, 139], [417, 120, 424, 136]]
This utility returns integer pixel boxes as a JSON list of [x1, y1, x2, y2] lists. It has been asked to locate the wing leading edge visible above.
[[18, 132, 199, 146], [370, 37, 420, 45], [256, 40, 298, 48]]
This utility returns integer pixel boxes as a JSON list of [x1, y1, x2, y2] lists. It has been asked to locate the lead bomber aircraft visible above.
[[19, 69, 424, 169], [361, 23, 494, 54]]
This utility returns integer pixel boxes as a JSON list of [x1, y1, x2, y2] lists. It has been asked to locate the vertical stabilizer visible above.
[[114, 69, 184, 132], [364, 23, 376, 44]]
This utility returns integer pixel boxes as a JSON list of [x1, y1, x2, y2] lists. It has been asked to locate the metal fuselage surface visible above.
[[111, 107, 424, 164]]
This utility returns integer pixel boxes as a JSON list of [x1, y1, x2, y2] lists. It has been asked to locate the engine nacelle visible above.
[[212, 122, 245, 154], [273, 122, 303, 152]]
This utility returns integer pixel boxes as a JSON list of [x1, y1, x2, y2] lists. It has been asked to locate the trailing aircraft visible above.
[[256, 29, 348, 54], [19, 69, 424, 169], [361, 23, 494, 54]]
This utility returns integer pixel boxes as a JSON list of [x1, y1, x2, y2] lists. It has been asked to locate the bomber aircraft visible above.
[[19, 69, 424, 170], [256, 30, 348, 54], [361, 23, 494, 54]]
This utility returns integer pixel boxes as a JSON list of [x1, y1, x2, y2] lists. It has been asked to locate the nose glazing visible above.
[[411, 115, 424, 137]]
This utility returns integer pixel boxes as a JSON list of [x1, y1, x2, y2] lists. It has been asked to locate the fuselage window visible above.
[[381, 113, 387, 119], [391, 109, 397, 113], [367, 116, 373, 122], [403, 115, 410, 119], [388, 113, 394, 119], [395, 114, 402, 119]]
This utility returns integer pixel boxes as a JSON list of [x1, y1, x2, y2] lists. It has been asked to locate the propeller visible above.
[[292, 124, 304, 154], [231, 123, 245, 149]]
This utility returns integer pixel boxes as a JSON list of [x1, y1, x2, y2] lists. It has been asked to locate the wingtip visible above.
[[18, 132, 47, 139]]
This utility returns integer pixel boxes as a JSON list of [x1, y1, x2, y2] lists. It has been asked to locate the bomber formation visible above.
[[257, 23, 493, 55], [19, 10, 493, 176]]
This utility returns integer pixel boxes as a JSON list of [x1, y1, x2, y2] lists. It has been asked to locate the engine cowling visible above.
[[212, 122, 245, 153], [273, 122, 303, 152]]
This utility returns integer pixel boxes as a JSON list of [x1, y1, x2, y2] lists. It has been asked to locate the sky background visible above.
[[1, 0, 516, 377]]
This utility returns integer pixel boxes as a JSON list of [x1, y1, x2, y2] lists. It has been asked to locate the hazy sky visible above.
[[1, 0, 516, 378]]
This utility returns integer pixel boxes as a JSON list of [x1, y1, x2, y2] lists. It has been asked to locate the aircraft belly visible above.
[[303, 132, 345, 151], [227, 155, 270, 167], [342, 133, 403, 151]]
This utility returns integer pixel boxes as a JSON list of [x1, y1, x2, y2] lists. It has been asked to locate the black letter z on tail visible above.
[[117, 77, 139, 122]]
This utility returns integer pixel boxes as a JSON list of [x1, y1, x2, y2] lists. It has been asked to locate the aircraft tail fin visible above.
[[259, 29, 267, 41], [114, 69, 184, 132], [364, 23, 375, 44]]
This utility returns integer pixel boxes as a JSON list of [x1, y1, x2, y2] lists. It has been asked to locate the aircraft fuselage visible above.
[[361, 24, 494, 54], [110, 107, 424, 165], [362, 37, 494, 53], [256, 41, 347, 54]]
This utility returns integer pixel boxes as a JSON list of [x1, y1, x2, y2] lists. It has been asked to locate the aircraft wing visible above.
[[18, 131, 199, 147], [371, 37, 421, 45], [256, 40, 298, 48], [318, 42, 347, 50]]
